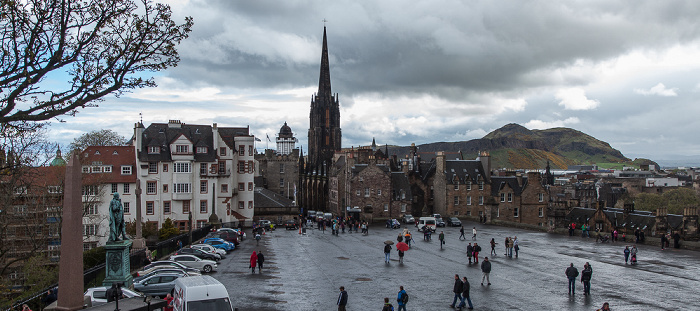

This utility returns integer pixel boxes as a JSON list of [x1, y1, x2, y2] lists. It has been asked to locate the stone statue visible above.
[[109, 193, 128, 242]]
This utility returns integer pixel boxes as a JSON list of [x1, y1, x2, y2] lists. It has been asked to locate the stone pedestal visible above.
[[102, 240, 133, 287]]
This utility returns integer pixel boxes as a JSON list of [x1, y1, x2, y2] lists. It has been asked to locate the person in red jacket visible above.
[[250, 251, 258, 273]]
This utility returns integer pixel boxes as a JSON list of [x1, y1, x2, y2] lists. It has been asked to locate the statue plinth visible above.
[[102, 240, 133, 287]]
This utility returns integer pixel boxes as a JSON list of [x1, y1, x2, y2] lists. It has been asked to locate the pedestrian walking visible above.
[[466, 243, 473, 264], [384, 243, 392, 263], [472, 227, 477, 240], [450, 274, 463, 308], [473, 243, 481, 263], [249, 251, 258, 274], [490, 238, 496, 256], [581, 262, 592, 295], [439, 231, 445, 249], [623, 246, 630, 264], [257, 251, 265, 273], [337, 286, 348, 311], [459, 226, 466, 240], [480, 257, 491, 285], [398, 249, 405, 264], [397, 286, 408, 311], [177, 239, 182, 250], [382, 298, 394, 311], [565, 263, 579, 294], [630, 245, 638, 265], [459, 276, 473, 310], [513, 236, 519, 257], [406, 231, 412, 248], [596, 302, 611, 311]]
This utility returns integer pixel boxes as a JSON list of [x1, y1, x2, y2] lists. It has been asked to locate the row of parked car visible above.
[[84, 228, 243, 306]]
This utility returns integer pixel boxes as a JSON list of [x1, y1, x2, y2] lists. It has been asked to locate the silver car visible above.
[[169, 254, 218, 273], [191, 243, 226, 258], [133, 272, 183, 298], [84, 286, 143, 307]]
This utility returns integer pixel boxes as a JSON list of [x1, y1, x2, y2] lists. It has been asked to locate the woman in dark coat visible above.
[[257, 251, 265, 273]]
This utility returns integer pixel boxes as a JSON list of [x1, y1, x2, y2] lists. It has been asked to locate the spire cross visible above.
[[322, 18, 328, 26]]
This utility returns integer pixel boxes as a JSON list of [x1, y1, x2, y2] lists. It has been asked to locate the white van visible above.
[[417, 217, 437, 232], [173, 276, 232, 311]]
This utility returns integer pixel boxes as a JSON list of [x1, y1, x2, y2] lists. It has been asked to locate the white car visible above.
[[191, 243, 226, 258], [169, 254, 218, 273], [84, 286, 143, 307]]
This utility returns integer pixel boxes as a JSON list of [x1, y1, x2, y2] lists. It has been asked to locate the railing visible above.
[[5, 226, 212, 311]]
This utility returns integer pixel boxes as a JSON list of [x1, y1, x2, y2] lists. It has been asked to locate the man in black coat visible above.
[[459, 276, 474, 309], [480, 257, 491, 285], [337, 286, 348, 311], [257, 251, 265, 273], [565, 263, 579, 295], [450, 274, 463, 308], [581, 262, 592, 295]]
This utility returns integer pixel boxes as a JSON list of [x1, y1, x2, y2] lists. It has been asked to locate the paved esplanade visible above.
[[212, 223, 700, 310]]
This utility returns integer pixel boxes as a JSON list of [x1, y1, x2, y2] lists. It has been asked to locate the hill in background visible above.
[[388, 123, 657, 170]]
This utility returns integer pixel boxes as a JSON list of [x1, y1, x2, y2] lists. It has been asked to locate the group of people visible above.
[[564, 262, 593, 295], [502, 236, 518, 257], [465, 243, 481, 264], [248, 250, 265, 273]]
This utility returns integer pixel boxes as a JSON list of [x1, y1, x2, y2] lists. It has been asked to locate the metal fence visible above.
[[6, 226, 212, 311]]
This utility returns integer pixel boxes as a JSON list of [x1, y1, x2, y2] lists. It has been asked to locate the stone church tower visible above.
[[307, 26, 341, 168]]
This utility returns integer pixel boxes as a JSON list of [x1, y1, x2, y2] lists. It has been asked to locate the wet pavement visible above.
[[210, 222, 700, 310]]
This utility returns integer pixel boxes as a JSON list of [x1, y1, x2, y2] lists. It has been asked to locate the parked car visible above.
[[133, 272, 184, 298], [174, 247, 220, 261], [284, 219, 299, 230], [386, 219, 400, 229], [218, 228, 245, 240], [204, 238, 235, 252], [447, 217, 462, 227], [433, 214, 446, 227], [206, 231, 239, 245], [403, 214, 415, 224], [258, 219, 275, 230], [136, 261, 201, 277], [133, 268, 199, 283], [191, 243, 226, 258], [169, 255, 217, 273], [84, 286, 142, 307]]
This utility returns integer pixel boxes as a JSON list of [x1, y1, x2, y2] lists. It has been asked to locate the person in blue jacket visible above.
[[397, 286, 408, 311]]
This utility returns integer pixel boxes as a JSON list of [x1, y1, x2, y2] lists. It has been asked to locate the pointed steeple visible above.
[[318, 26, 332, 97]]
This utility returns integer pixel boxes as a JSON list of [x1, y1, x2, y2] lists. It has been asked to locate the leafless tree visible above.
[[0, 0, 193, 123]]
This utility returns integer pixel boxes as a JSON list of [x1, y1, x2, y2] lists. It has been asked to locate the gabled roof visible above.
[[351, 164, 390, 177], [490, 176, 527, 196], [445, 160, 487, 184], [566, 207, 596, 222], [139, 123, 216, 162], [668, 214, 683, 229]]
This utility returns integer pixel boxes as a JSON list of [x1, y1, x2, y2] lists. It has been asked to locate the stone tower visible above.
[[276, 122, 296, 155], [308, 26, 341, 168]]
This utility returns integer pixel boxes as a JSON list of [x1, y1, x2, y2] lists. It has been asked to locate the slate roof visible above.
[[138, 123, 250, 163], [490, 176, 528, 197], [351, 164, 390, 177], [668, 214, 683, 229], [254, 187, 294, 208], [444, 160, 487, 186], [566, 207, 596, 222]]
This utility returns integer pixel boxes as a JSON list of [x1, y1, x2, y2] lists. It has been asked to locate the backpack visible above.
[[401, 292, 409, 304]]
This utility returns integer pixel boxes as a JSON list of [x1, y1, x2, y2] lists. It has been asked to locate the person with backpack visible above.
[[382, 297, 394, 311], [466, 243, 473, 264], [458, 276, 473, 309], [565, 263, 579, 295], [397, 286, 408, 311], [473, 243, 481, 263]]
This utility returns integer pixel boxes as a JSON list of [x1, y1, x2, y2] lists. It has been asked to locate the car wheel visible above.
[[203, 265, 212, 273]]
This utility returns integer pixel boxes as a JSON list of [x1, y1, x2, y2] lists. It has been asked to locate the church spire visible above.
[[318, 26, 332, 97]]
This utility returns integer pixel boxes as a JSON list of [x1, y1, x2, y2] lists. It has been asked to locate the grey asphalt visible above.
[[210, 222, 700, 310]]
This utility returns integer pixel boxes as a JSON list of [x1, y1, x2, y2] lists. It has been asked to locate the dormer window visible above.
[[196, 147, 208, 154], [148, 146, 160, 154], [175, 145, 189, 154]]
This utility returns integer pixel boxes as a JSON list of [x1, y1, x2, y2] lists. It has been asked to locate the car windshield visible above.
[[426, 220, 436, 225], [187, 298, 232, 311]]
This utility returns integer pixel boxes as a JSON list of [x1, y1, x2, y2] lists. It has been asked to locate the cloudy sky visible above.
[[49, 0, 700, 164]]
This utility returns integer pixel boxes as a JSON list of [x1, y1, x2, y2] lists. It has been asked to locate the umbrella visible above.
[[384, 240, 394, 245], [396, 242, 409, 252]]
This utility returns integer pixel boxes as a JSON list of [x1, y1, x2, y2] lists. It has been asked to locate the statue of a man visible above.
[[109, 192, 128, 242]]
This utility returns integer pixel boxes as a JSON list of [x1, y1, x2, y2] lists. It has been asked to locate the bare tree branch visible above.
[[0, 0, 193, 123]]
